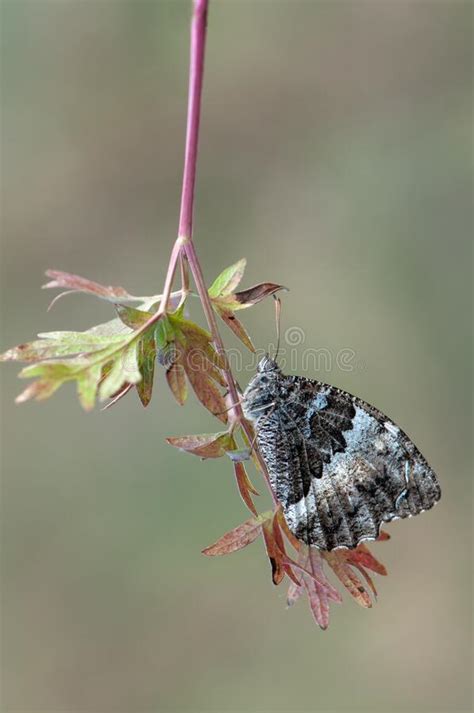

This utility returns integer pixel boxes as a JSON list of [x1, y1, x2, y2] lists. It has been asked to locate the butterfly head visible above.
[[242, 355, 281, 422], [257, 354, 280, 374]]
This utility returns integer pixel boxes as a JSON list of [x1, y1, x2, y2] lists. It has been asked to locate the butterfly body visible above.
[[242, 356, 441, 551]]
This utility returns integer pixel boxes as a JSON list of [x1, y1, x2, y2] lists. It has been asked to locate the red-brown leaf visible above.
[[202, 512, 272, 556], [276, 506, 302, 552], [43, 270, 132, 302], [185, 347, 226, 387], [323, 551, 373, 608], [286, 547, 342, 629], [218, 310, 255, 352], [184, 354, 227, 423], [271, 517, 301, 587], [173, 317, 226, 370], [234, 462, 259, 516], [302, 553, 332, 630], [262, 523, 285, 586], [351, 563, 378, 598], [166, 432, 233, 459], [347, 543, 388, 576], [166, 361, 187, 405], [287, 580, 305, 608]]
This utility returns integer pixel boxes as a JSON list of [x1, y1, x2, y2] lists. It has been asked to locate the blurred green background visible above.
[[1, 1, 472, 711]]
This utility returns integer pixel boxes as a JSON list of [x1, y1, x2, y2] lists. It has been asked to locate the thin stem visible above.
[[157, 238, 183, 315], [178, 0, 208, 240], [187, 239, 278, 505], [174, 1, 277, 504]]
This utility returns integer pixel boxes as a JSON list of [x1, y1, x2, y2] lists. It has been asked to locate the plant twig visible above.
[[174, 0, 278, 505], [178, 0, 208, 241]]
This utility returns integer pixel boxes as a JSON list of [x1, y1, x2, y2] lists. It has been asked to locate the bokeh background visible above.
[[1, 1, 472, 711]]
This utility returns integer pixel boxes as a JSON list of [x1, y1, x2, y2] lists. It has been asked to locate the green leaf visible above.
[[116, 304, 153, 330], [77, 363, 104, 410], [136, 331, 156, 407], [9, 322, 151, 410], [0, 330, 127, 363], [154, 316, 177, 351], [16, 355, 107, 411], [99, 342, 141, 401], [15, 379, 63, 404], [208, 258, 246, 299]]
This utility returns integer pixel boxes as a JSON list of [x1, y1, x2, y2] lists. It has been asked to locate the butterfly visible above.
[[242, 355, 441, 551]]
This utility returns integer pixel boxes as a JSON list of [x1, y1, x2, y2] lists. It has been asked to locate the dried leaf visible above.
[[213, 282, 287, 312], [271, 517, 301, 587], [232, 282, 287, 308], [208, 258, 246, 299], [202, 511, 272, 556], [166, 431, 233, 459]]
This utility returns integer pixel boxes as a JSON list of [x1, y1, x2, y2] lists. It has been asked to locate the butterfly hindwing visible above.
[[244, 362, 441, 551]]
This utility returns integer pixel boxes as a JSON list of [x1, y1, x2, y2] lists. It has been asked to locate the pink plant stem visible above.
[[178, 0, 208, 241], [173, 0, 278, 505], [176, 0, 239, 404], [157, 239, 182, 315]]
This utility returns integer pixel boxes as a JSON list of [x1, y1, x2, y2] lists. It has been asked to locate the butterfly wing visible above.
[[255, 375, 441, 550]]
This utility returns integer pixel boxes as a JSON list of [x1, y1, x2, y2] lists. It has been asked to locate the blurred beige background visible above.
[[1, 1, 472, 711]]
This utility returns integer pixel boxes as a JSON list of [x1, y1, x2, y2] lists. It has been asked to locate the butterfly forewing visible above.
[[243, 360, 441, 551]]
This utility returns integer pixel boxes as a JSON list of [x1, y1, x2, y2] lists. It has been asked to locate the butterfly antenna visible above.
[[273, 295, 282, 363]]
